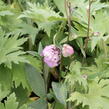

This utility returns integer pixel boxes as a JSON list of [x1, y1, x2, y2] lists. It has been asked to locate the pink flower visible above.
[[41, 45, 61, 68], [62, 44, 74, 57]]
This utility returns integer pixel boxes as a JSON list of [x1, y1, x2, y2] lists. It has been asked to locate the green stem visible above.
[[43, 64, 50, 93], [43, 63, 49, 109], [65, 0, 73, 109], [84, 0, 92, 50], [65, 0, 72, 42], [87, 0, 91, 38]]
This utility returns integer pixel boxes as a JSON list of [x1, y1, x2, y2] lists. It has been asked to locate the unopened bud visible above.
[[62, 44, 74, 57], [93, 32, 100, 36]]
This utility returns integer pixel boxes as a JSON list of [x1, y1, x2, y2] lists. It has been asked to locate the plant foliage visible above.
[[0, 0, 109, 109]]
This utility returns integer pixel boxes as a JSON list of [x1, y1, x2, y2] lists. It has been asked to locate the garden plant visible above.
[[0, 0, 109, 109]]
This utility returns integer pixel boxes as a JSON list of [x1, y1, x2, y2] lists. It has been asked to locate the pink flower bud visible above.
[[41, 45, 61, 68], [62, 44, 74, 57], [93, 32, 100, 36]]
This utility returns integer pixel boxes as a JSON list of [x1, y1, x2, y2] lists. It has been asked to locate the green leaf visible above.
[[53, 0, 65, 15], [5, 93, 18, 109], [0, 93, 32, 109], [25, 64, 46, 97], [53, 101, 65, 109], [12, 63, 30, 89], [19, 2, 62, 36], [19, 2, 62, 22], [26, 51, 41, 59], [68, 79, 109, 109], [26, 55, 42, 73], [0, 65, 12, 91], [76, 38, 86, 57], [71, 0, 109, 34], [53, 21, 66, 45], [0, 11, 14, 16], [0, 35, 28, 68], [16, 23, 39, 44], [38, 21, 57, 37], [12, 84, 29, 106], [52, 82, 67, 106], [91, 37, 100, 52], [91, 0, 109, 14], [91, 11, 109, 35], [0, 1, 21, 32], [0, 84, 10, 101], [65, 62, 88, 89], [29, 98, 47, 109]]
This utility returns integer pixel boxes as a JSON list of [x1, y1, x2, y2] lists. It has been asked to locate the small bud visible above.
[[82, 74, 88, 80], [93, 32, 100, 36], [62, 44, 74, 57]]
